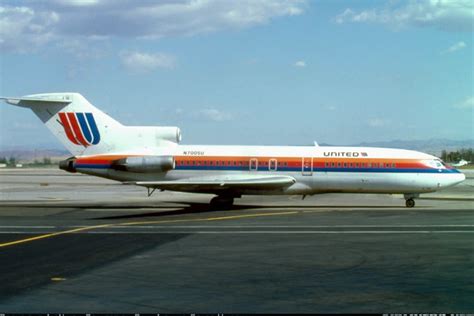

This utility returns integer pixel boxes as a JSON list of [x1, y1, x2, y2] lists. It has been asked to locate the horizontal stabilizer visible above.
[[0, 96, 72, 106]]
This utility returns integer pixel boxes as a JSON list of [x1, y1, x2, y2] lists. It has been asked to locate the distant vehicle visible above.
[[451, 159, 470, 167], [1, 93, 466, 208]]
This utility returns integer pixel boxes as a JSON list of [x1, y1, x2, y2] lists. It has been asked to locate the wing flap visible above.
[[134, 175, 296, 191]]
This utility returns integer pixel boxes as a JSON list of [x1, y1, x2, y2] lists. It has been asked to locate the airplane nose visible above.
[[451, 171, 466, 186], [439, 171, 466, 189]]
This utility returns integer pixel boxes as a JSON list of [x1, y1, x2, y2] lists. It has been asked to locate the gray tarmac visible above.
[[0, 168, 473, 313]]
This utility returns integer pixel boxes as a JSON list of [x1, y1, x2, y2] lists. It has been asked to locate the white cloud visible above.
[[368, 118, 388, 127], [334, 0, 473, 32], [453, 96, 474, 109], [197, 108, 234, 122], [58, 38, 109, 59], [0, 6, 59, 52], [442, 41, 467, 54], [172, 106, 236, 121], [55, 0, 100, 6], [1, 0, 307, 53], [294, 60, 306, 67], [119, 51, 176, 73]]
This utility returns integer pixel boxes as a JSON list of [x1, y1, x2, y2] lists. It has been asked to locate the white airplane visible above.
[[1, 93, 466, 208], [451, 159, 470, 167]]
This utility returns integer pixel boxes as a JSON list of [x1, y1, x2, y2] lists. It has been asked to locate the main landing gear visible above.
[[405, 198, 415, 208], [210, 196, 234, 209], [404, 193, 419, 208]]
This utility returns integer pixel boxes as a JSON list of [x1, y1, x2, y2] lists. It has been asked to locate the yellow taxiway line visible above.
[[0, 211, 299, 248]]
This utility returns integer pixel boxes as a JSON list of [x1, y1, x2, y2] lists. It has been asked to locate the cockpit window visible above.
[[424, 159, 445, 169]]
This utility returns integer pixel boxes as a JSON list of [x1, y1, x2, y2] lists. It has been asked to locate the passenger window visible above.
[[343, 163, 347, 167], [331, 162, 335, 167], [355, 163, 359, 167], [337, 162, 341, 167]]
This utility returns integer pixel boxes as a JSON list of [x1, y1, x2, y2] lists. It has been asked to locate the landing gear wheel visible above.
[[210, 196, 234, 209], [405, 198, 415, 208]]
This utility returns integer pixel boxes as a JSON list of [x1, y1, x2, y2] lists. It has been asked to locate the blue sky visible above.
[[0, 0, 472, 149]]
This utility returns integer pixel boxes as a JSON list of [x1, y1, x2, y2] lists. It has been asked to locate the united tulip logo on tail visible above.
[[58, 112, 100, 146]]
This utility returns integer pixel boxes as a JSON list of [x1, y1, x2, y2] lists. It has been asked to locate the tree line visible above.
[[0, 157, 52, 166], [440, 148, 473, 163]]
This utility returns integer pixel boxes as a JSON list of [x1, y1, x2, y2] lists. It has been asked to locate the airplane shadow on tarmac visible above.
[[91, 202, 263, 220], [91, 201, 404, 221]]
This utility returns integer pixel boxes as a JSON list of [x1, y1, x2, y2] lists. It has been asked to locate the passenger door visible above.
[[250, 158, 258, 171], [302, 157, 313, 176]]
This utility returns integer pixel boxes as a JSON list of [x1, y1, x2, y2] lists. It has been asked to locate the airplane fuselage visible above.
[[72, 145, 465, 196]]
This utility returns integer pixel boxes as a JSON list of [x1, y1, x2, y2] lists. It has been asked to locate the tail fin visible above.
[[1, 93, 122, 156]]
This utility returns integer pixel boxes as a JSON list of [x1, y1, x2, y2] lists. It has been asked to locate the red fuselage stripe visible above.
[[74, 155, 433, 170]]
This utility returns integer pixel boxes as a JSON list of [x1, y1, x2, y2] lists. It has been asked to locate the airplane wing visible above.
[[134, 175, 296, 192]]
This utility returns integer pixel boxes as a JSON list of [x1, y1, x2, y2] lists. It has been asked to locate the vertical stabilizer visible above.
[[2, 93, 122, 156]]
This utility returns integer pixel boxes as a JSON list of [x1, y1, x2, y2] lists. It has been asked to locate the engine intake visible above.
[[111, 156, 174, 173], [154, 126, 181, 144]]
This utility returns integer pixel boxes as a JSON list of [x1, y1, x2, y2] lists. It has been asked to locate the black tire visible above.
[[210, 196, 234, 209], [405, 198, 415, 208]]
